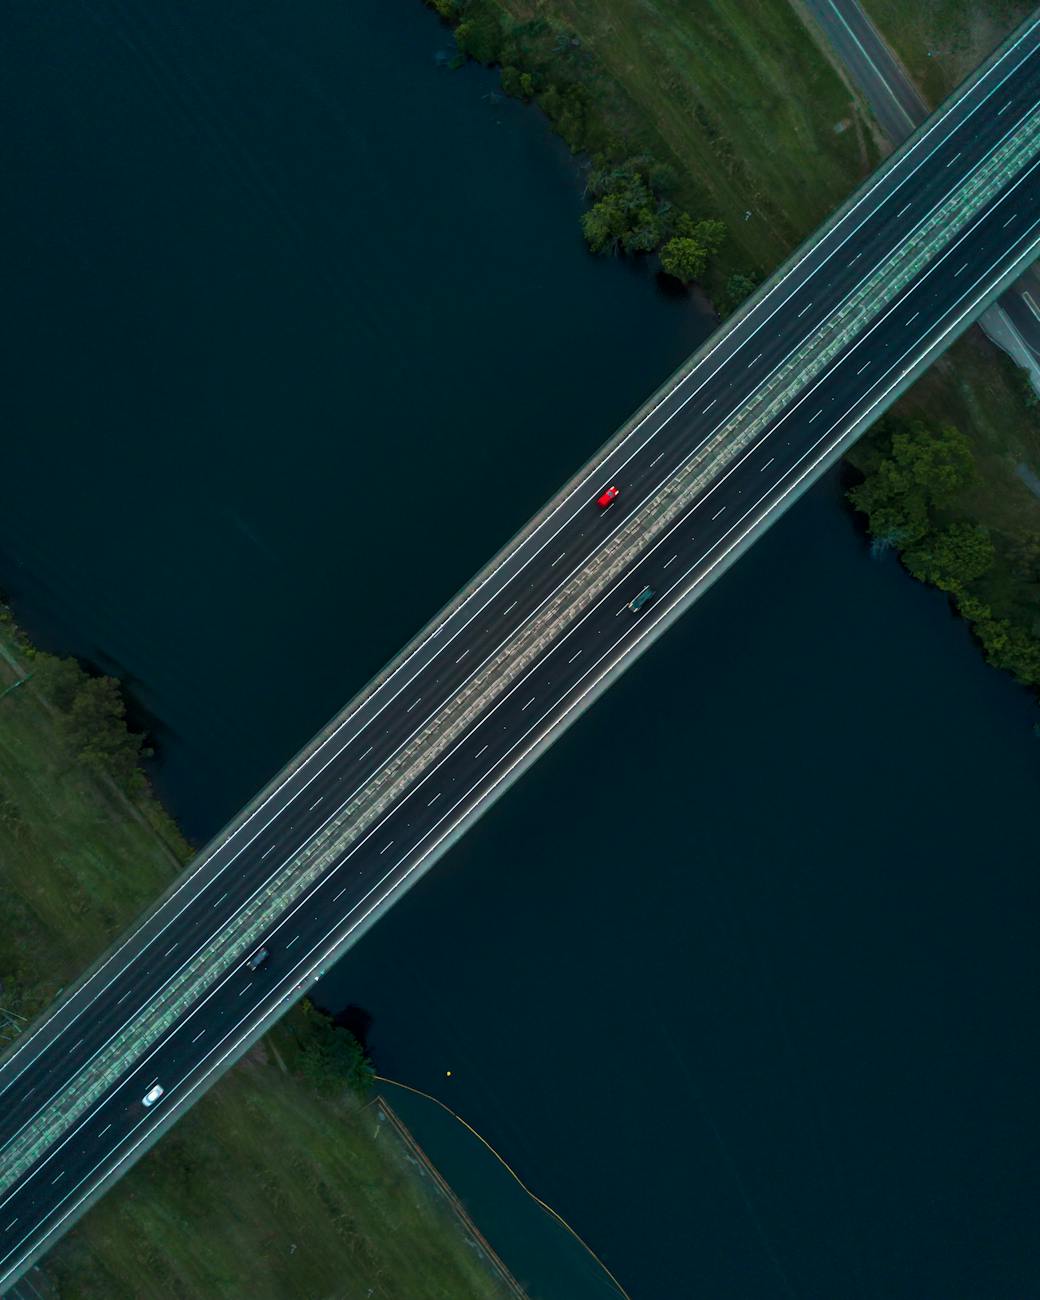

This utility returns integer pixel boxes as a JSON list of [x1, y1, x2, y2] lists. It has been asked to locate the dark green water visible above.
[[3, 3, 1039, 1297]]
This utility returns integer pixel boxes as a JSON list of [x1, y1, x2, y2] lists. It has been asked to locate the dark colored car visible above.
[[628, 585, 654, 613], [247, 947, 270, 972]]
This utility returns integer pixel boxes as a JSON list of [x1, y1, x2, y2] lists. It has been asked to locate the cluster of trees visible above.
[[31, 652, 149, 791], [849, 417, 1040, 686], [428, 0, 729, 285], [293, 1001, 374, 1099]]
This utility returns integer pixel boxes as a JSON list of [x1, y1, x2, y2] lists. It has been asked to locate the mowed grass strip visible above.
[[0, 621, 518, 1299]]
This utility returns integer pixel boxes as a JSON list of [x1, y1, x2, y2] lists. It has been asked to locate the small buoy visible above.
[[446, 1070, 453, 1078]]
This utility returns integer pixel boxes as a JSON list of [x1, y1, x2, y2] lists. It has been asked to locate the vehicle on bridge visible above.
[[628, 585, 654, 613], [142, 1083, 164, 1108], [247, 946, 269, 971], [596, 485, 619, 509]]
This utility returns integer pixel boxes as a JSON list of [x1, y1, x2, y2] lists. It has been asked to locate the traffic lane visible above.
[[5, 179, 1040, 1260], [4, 78, 1034, 1159]]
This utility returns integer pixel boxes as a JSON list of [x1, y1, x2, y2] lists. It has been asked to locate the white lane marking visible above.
[[954, 264, 968, 276], [946, 150, 962, 167], [3, 1222, 15, 1232], [809, 410, 822, 422], [906, 310, 920, 323], [848, 253, 862, 266], [309, 797, 323, 810], [115, 991, 132, 1006], [379, 842, 394, 855], [999, 100, 1012, 115], [237, 985, 252, 997], [568, 650, 583, 663], [711, 506, 727, 521], [286, 936, 300, 948], [69, 1041, 83, 1055], [551, 552, 566, 567], [164, 945, 178, 958], [261, 846, 275, 860], [427, 793, 442, 806], [50, 1172, 64, 1186], [702, 399, 717, 413], [455, 649, 470, 663], [333, 889, 346, 902], [747, 352, 762, 367], [503, 600, 518, 615], [857, 361, 871, 374], [98, 1125, 111, 1137], [7, 27, 1032, 1105], [1003, 213, 1018, 227], [474, 744, 489, 758], [4, 71, 1034, 1227], [897, 202, 912, 217], [521, 697, 535, 711], [191, 1029, 206, 1043], [649, 452, 665, 467], [1024, 291, 1040, 320], [759, 457, 775, 472], [664, 554, 678, 568]]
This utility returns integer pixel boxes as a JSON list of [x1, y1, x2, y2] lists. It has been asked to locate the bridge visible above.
[[2, 12, 1040, 1291]]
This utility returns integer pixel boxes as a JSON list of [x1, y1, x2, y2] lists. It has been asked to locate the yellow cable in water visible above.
[[373, 1074, 632, 1300]]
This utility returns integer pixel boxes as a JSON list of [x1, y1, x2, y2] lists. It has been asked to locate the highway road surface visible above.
[[2, 12, 1040, 1291], [803, 0, 1040, 368]]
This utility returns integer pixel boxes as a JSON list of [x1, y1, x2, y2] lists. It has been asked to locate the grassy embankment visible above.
[[863, 0, 1035, 104], [431, 0, 1040, 686], [0, 615, 518, 1300]]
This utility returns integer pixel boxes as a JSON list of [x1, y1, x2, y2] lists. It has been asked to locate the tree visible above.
[[902, 522, 995, 593], [295, 1002, 374, 1097], [848, 419, 974, 544], [719, 272, 757, 316], [659, 235, 707, 283]]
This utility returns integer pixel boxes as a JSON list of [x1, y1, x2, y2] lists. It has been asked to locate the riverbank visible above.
[[0, 615, 520, 1299], [431, 0, 1040, 688]]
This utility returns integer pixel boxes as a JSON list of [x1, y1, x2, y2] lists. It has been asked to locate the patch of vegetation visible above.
[[426, 0, 878, 292], [848, 415, 1040, 686], [861, 0, 1034, 105]]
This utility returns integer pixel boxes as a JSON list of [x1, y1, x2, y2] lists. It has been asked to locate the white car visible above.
[[142, 1083, 164, 1108]]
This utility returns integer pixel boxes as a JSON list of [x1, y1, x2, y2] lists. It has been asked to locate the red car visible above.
[[596, 485, 619, 509]]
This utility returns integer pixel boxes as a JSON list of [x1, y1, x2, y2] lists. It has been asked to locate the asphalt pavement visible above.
[[2, 12, 1040, 1291]]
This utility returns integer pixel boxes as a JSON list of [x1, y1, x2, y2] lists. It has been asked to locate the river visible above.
[[3, 3, 1039, 1297]]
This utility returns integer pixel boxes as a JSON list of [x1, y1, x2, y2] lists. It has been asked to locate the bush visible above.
[[294, 1002, 374, 1098], [33, 653, 148, 791], [847, 418, 974, 544], [902, 522, 996, 594]]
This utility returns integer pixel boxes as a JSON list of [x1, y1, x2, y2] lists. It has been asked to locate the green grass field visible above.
[[0, 622, 517, 1299], [862, 0, 1035, 105]]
